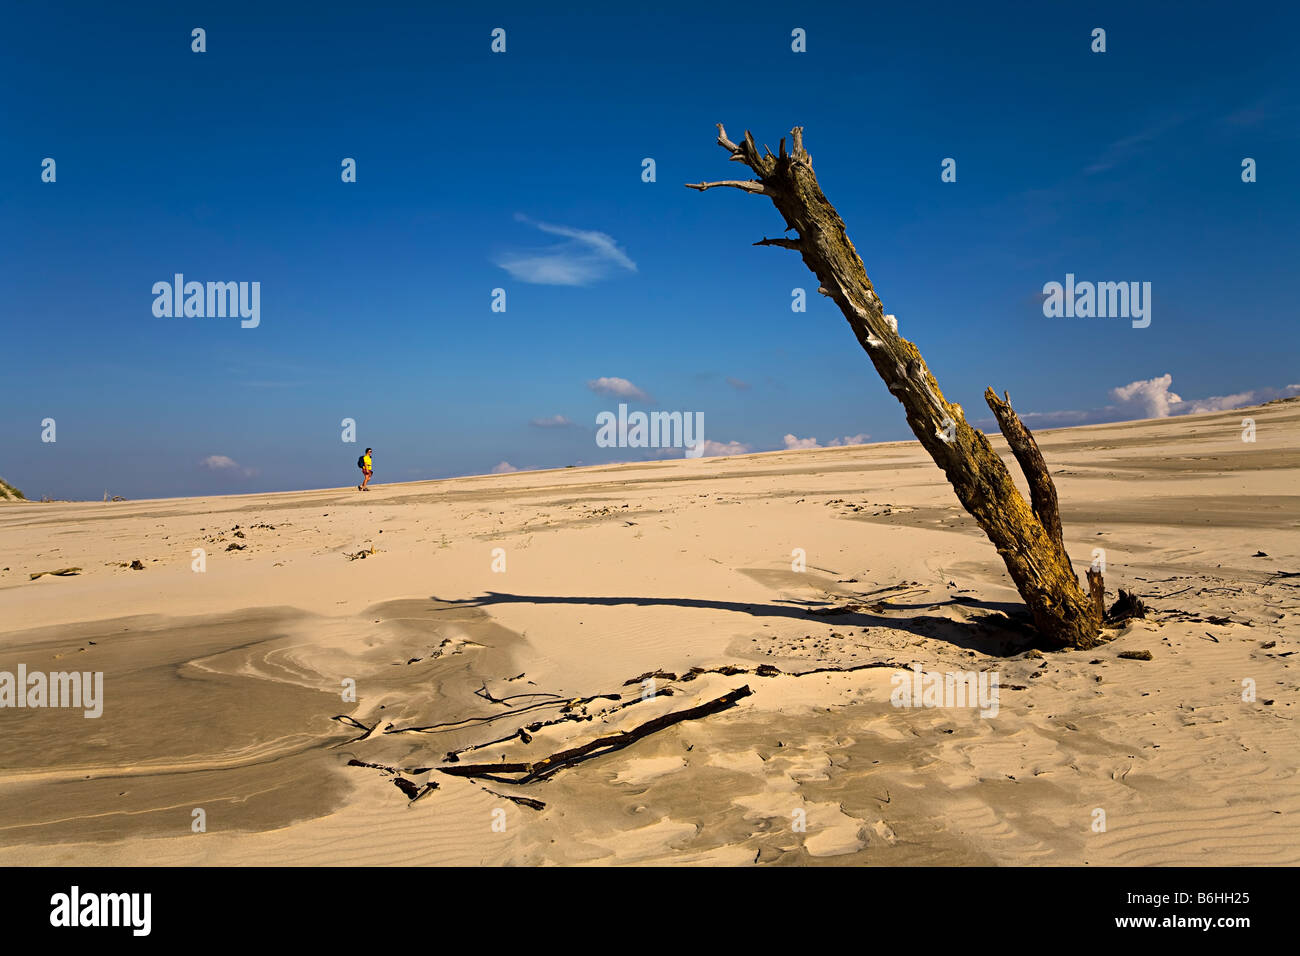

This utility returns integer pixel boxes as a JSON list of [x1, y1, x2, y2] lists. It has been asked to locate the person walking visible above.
[[357, 448, 373, 491]]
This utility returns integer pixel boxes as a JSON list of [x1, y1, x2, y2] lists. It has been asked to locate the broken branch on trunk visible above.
[[689, 123, 1104, 649], [684, 179, 767, 195], [754, 236, 802, 251], [984, 389, 1063, 549]]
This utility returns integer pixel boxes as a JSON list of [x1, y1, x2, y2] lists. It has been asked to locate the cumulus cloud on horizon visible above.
[[783, 432, 871, 450], [506, 373, 1295, 472], [991, 375, 1300, 429], [699, 439, 752, 457], [490, 461, 519, 474], [494, 214, 637, 286], [1110, 373, 1184, 418]]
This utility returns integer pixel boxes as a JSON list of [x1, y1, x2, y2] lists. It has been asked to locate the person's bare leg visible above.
[[361, 468, 372, 490]]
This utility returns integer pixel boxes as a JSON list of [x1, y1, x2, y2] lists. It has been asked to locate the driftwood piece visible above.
[[1106, 589, 1148, 624], [437, 685, 753, 784], [440, 659, 899, 764], [29, 567, 82, 580], [689, 125, 1104, 649], [382, 691, 620, 737], [391, 777, 438, 802], [483, 789, 546, 811]]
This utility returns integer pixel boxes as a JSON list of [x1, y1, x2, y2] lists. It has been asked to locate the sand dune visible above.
[[1, 401, 1297, 865]]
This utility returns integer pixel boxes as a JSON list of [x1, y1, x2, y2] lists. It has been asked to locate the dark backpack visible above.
[[357, 455, 365, 469]]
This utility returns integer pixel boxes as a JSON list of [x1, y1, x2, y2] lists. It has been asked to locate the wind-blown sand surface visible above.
[[1, 401, 1297, 866]]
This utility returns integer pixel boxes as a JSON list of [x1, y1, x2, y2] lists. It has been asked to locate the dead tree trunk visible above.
[[688, 125, 1104, 649]]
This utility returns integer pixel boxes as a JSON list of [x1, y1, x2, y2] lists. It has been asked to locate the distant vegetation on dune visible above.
[[0, 477, 26, 500]]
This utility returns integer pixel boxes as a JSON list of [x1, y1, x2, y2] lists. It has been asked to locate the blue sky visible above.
[[3, 1, 1298, 500]]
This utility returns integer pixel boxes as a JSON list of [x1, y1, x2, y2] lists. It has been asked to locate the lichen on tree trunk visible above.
[[688, 125, 1103, 649]]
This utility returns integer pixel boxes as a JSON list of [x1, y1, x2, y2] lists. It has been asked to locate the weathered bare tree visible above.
[[689, 125, 1105, 649]]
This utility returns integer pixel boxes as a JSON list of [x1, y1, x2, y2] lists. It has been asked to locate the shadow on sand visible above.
[[427, 591, 1040, 656]]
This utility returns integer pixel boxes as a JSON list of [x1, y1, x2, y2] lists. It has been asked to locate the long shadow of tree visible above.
[[428, 592, 1040, 657]]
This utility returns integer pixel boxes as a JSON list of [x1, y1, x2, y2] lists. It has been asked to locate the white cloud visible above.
[[1110, 373, 1183, 418], [1110, 376, 1300, 419], [783, 434, 821, 450], [1179, 384, 1299, 414], [726, 377, 752, 391], [200, 455, 256, 478], [201, 455, 241, 470], [495, 215, 637, 286], [490, 461, 519, 474], [1183, 391, 1258, 414], [587, 376, 653, 403], [782, 433, 870, 450], [699, 439, 751, 457], [979, 378, 1300, 430], [530, 415, 575, 428]]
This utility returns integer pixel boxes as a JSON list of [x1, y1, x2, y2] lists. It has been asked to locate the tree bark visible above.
[[688, 125, 1103, 649]]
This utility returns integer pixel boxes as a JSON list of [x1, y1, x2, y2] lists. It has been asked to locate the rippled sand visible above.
[[1, 400, 1297, 865]]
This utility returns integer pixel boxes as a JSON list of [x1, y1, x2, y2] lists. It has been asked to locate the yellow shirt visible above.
[[362, 454, 372, 469]]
